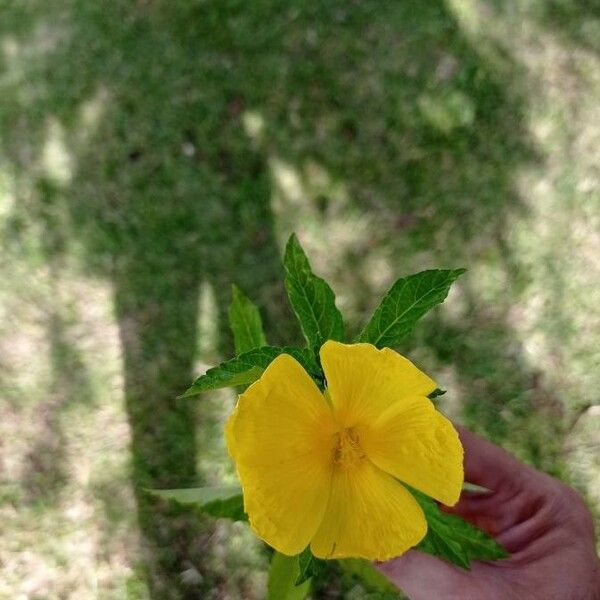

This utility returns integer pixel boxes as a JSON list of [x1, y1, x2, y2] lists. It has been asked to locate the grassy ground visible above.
[[0, 0, 598, 598]]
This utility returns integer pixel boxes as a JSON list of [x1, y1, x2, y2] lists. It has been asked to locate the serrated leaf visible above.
[[267, 552, 311, 600], [149, 486, 246, 521], [358, 269, 466, 348], [413, 489, 508, 569], [284, 233, 344, 351], [179, 346, 321, 398], [435, 512, 509, 563], [229, 284, 267, 354], [295, 547, 326, 586]]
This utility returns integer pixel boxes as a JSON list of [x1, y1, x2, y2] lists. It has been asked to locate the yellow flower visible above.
[[225, 341, 463, 561]]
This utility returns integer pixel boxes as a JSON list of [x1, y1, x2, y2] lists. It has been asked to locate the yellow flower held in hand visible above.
[[225, 341, 464, 561]]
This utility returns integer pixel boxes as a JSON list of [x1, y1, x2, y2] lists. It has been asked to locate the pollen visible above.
[[333, 427, 365, 469]]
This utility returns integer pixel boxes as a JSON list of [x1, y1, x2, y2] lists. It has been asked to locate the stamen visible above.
[[333, 428, 365, 469]]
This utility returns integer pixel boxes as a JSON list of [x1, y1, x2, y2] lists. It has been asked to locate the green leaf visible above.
[[462, 482, 490, 494], [200, 493, 246, 521], [338, 559, 401, 596], [229, 284, 267, 354], [428, 388, 447, 399], [267, 552, 311, 600], [295, 548, 326, 586], [358, 269, 466, 348], [149, 486, 246, 521], [284, 233, 345, 351], [413, 489, 508, 569], [179, 346, 321, 398]]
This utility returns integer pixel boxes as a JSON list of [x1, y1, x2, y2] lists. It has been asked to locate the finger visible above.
[[377, 550, 472, 599], [448, 426, 549, 535], [442, 499, 502, 536], [456, 425, 527, 492]]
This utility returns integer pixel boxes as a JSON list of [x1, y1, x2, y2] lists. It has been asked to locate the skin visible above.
[[378, 426, 600, 600]]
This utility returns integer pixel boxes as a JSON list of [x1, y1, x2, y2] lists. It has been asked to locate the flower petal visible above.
[[310, 460, 427, 560], [359, 396, 464, 506], [320, 341, 437, 427], [234, 452, 333, 555], [226, 353, 336, 555]]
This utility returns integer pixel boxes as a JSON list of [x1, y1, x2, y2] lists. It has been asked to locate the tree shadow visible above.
[[21, 307, 91, 503], [0, 0, 576, 597]]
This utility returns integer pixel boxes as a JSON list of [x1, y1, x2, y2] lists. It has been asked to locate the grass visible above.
[[0, 0, 598, 598]]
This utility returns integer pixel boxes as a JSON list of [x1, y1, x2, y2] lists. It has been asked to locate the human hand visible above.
[[377, 426, 600, 600]]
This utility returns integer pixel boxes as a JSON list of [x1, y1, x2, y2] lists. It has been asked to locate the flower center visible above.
[[333, 427, 365, 469]]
